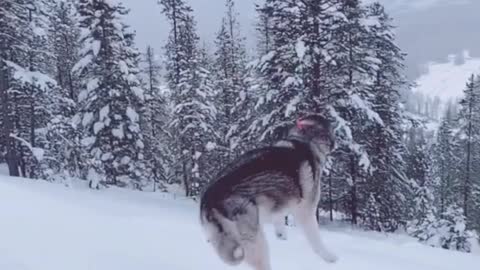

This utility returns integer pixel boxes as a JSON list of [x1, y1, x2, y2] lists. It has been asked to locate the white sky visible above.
[[120, 0, 258, 55]]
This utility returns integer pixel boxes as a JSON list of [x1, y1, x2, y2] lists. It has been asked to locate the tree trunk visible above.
[[0, 59, 20, 177], [311, 1, 321, 97], [29, 91, 36, 179], [350, 155, 357, 225], [329, 175, 333, 222], [182, 160, 190, 197], [464, 92, 473, 218]]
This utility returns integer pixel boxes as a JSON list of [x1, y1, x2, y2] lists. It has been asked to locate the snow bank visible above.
[[0, 164, 9, 176], [0, 175, 478, 270]]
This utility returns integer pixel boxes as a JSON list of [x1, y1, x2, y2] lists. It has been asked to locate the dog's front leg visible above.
[[244, 228, 272, 270], [295, 208, 338, 263], [273, 216, 287, 240]]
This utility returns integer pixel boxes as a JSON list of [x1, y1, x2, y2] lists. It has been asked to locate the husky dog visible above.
[[199, 115, 338, 270]]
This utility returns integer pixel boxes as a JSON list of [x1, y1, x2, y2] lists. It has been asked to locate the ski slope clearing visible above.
[[414, 51, 480, 101], [0, 175, 478, 270]]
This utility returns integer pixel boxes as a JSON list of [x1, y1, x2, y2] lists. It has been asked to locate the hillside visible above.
[[414, 51, 480, 101]]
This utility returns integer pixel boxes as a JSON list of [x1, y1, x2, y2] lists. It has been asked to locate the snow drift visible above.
[[0, 175, 478, 270]]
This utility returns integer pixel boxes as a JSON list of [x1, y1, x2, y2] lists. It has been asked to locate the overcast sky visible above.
[[120, 0, 480, 81]]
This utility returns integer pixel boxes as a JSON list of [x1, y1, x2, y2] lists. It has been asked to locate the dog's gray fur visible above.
[[199, 115, 338, 270]]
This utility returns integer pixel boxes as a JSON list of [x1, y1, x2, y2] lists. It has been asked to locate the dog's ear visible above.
[[297, 115, 330, 128], [296, 115, 322, 132], [296, 117, 310, 130]]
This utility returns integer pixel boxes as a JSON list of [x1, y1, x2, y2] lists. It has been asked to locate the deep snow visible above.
[[0, 175, 479, 270]]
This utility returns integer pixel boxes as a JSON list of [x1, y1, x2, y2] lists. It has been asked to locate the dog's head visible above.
[[288, 114, 335, 153]]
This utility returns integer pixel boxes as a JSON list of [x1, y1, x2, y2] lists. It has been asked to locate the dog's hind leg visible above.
[[294, 208, 338, 263]]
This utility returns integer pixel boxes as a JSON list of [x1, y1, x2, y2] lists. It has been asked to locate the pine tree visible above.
[[248, 1, 413, 229], [160, 0, 217, 197], [437, 205, 477, 253], [197, 46, 222, 182], [362, 193, 384, 231], [406, 126, 438, 239], [1, 0, 56, 178], [34, 0, 85, 182], [247, 0, 342, 144], [432, 104, 461, 215], [457, 74, 480, 230], [358, 2, 410, 231], [405, 126, 430, 191], [407, 194, 477, 253], [140, 45, 171, 191], [254, 2, 273, 57], [327, 0, 387, 226], [1, 0, 29, 177], [213, 0, 249, 157], [49, 0, 81, 101], [73, 0, 148, 189]]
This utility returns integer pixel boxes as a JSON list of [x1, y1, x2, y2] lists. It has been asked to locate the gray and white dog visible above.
[[199, 115, 338, 270]]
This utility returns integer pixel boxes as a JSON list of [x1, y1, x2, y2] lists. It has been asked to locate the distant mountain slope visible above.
[[414, 51, 480, 101]]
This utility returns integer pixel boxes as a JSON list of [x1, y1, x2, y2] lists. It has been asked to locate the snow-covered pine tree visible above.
[[471, 176, 480, 235], [405, 124, 439, 240], [326, 0, 387, 226], [408, 181, 438, 240], [140, 45, 171, 191], [244, 1, 276, 148], [405, 126, 430, 192], [213, 0, 250, 158], [247, 0, 342, 144], [362, 193, 384, 231], [437, 205, 477, 253], [0, 0, 30, 177], [432, 104, 461, 215], [49, 0, 81, 102], [358, 2, 411, 232], [160, 0, 217, 197], [197, 45, 223, 183], [73, 0, 148, 189], [35, 0, 86, 182], [254, 2, 273, 57], [21, 0, 55, 178], [248, 1, 407, 228], [0, 0, 57, 178], [415, 88, 480, 250], [456, 74, 480, 231], [408, 197, 477, 253], [405, 125, 435, 217]]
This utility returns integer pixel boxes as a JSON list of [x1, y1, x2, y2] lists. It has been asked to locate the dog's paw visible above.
[[321, 252, 338, 263], [275, 231, 288, 241]]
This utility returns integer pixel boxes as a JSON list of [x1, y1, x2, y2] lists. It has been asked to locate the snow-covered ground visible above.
[[0, 175, 478, 270], [0, 163, 9, 176]]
